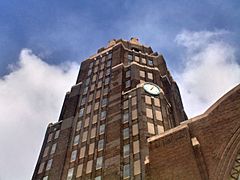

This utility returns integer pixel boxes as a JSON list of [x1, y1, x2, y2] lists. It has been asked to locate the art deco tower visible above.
[[32, 38, 187, 180]]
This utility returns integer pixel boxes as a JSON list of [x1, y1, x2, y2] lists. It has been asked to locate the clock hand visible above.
[[150, 87, 153, 90]]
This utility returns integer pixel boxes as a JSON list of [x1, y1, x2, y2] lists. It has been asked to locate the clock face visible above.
[[143, 83, 161, 96]]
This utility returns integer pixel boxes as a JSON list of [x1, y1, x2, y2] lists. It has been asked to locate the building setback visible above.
[[32, 38, 240, 180]]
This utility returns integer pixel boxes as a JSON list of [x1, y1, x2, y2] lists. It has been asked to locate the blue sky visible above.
[[1, 0, 239, 75], [0, 1, 240, 180]]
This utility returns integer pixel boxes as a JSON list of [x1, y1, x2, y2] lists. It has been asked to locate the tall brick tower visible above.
[[32, 38, 187, 180]]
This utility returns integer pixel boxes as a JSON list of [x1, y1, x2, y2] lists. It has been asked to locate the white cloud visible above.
[[0, 49, 79, 180], [175, 30, 240, 118]]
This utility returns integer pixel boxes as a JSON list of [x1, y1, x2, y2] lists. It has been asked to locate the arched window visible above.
[[230, 150, 240, 179]]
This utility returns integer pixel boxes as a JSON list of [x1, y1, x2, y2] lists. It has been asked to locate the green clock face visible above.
[[143, 82, 161, 96]]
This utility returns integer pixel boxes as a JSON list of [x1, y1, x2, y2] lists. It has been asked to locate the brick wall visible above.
[[147, 84, 240, 180]]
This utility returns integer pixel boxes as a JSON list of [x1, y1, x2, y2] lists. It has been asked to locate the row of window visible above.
[[38, 159, 53, 174], [128, 53, 154, 66], [67, 159, 103, 179], [140, 70, 153, 80], [85, 75, 110, 87], [43, 143, 57, 157], [124, 69, 154, 91], [89, 53, 112, 69], [47, 129, 60, 143]]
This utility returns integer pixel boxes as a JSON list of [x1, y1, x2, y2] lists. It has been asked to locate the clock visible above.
[[143, 82, 161, 96]]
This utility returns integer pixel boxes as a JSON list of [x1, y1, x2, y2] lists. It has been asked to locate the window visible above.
[[50, 143, 57, 154], [148, 59, 153, 66], [70, 150, 77, 162], [96, 90, 101, 99], [147, 72, 153, 80], [95, 176, 102, 180], [94, 67, 98, 73], [105, 77, 110, 85], [95, 59, 99, 65], [79, 146, 86, 159], [154, 98, 160, 107], [93, 114, 98, 124], [90, 84, 95, 92], [106, 68, 111, 75], [100, 111, 106, 120], [43, 146, 49, 157], [47, 133, 53, 142], [128, 54, 133, 61], [96, 157, 103, 169], [98, 139, 104, 151], [123, 111, 129, 123], [142, 58, 146, 64], [156, 110, 163, 121], [133, 140, 140, 154], [88, 69, 92, 76], [103, 87, 109, 95], [123, 128, 129, 140], [146, 108, 153, 119], [147, 122, 155, 134], [106, 60, 111, 67], [123, 144, 130, 157], [123, 164, 130, 178], [131, 96, 137, 106], [125, 80, 131, 88], [86, 105, 92, 114], [88, 142, 95, 155], [45, 159, 53, 171], [139, 70, 145, 78], [83, 87, 88, 95], [81, 97, 86, 106], [82, 131, 88, 142], [107, 53, 112, 60], [37, 162, 45, 174], [157, 125, 164, 134], [79, 108, 84, 117], [91, 127, 96, 138], [97, 81, 102, 88], [132, 109, 138, 120], [123, 100, 128, 109], [67, 168, 74, 180], [43, 176, 48, 180], [89, 94, 94, 102], [101, 98, 108, 107], [99, 124, 105, 135], [84, 117, 90, 128], [145, 96, 152, 104], [76, 164, 83, 177], [132, 124, 139, 136], [92, 74, 97, 82], [86, 160, 93, 174], [101, 56, 106, 62], [85, 78, 90, 86], [94, 102, 99, 110], [99, 71, 103, 79], [134, 160, 141, 175], [73, 135, 80, 146], [135, 56, 140, 62], [126, 70, 131, 78], [89, 62, 93, 68], [76, 121, 82, 131], [100, 64, 104, 70]]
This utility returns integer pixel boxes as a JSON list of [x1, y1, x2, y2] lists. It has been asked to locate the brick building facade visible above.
[[32, 38, 240, 180]]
